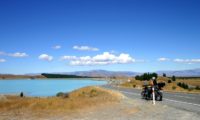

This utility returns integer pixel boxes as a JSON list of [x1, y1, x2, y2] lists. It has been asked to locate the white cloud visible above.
[[0, 59, 6, 62], [0, 51, 28, 57], [53, 45, 61, 49], [8, 52, 28, 57], [61, 52, 135, 66], [157, 57, 170, 62], [73, 45, 99, 51], [0, 51, 6, 55], [61, 56, 77, 60], [0, 51, 28, 58], [174, 59, 200, 64], [38, 54, 53, 61]]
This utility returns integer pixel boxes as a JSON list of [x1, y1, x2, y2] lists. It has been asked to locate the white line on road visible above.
[[119, 91, 140, 96], [118, 90, 200, 107], [163, 98, 200, 107], [171, 95, 196, 99]]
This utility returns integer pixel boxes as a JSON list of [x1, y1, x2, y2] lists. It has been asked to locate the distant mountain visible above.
[[69, 69, 200, 77], [2, 68, 200, 78], [65, 70, 140, 77], [157, 68, 200, 77], [43, 69, 200, 77]]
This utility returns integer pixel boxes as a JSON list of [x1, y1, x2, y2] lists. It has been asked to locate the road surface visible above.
[[102, 85, 200, 114]]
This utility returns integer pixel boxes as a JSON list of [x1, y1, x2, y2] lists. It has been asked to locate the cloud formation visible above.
[[9, 52, 28, 57], [0, 59, 6, 62], [73, 45, 99, 51], [174, 59, 200, 64], [38, 54, 53, 61], [0, 52, 6, 55], [61, 52, 135, 66], [157, 57, 170, 62], [0, 51, 28, 58], [53, 45, 61, 49]]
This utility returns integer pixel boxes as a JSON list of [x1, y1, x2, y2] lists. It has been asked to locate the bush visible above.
[[172, 86, 176, 90], [188, 88, 194, 91], [158, 82, 166, 88], [90, 89, 98, 97], [182, 83, 188, 89], [135, 73, 158, 81], [56, 92, 65, 97], [135, 75, 140, 80], [172, 76, 176, 81], [168, 80, 172, 83], [177, 82, 181, 86], [196, 86, 200, 90], [163, 73, 166, 77], [133, 85, 136, 88], [177, 82, 189, 89], [56, 92, 69, 98]]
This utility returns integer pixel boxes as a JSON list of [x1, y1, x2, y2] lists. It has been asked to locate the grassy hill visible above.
[[120, 76, 200, 93]]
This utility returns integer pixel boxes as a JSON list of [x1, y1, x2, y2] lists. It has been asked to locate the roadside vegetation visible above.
[[120, 73, 200, 93]]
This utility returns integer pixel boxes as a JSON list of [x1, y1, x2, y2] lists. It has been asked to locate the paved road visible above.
[[102, 85, 200, 114]]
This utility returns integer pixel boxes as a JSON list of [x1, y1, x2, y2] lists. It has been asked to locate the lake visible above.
[[0, 79, 107, 97]]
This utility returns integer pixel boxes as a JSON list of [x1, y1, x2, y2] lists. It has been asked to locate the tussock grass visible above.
[[177, 79, 200, 86], [0, 86, 123, 116], [120, 78, 143, 88], [120, 77, 200, 93]]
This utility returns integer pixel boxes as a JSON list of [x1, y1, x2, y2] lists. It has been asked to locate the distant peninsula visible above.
[[0, 73, 96, 79], [41, 73, 93, 78]]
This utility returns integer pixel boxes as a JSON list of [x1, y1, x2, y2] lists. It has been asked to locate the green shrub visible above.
[[158, 82, 166, 88], [172, 86, 176, 90], [168, 80, 172, 83], [90, 89, 98, 97], [56, 92, 69, 98], [196, 86, 200, 90], [135, 73, 158, 81], [163, 73, 166, 77], [188, 88, 194, 91], [177, 82, 181, 86], [56, 92, 65, 97], [172, 76, 176, 81], [177, 82, 189, 89], [182, 83, 189, 89]]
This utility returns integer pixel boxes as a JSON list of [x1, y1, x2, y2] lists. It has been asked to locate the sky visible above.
[[0, 0, 200, 74]]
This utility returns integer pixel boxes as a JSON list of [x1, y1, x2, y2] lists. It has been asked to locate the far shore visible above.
[[0, 74, 109, 81], [0, 78, 108, 81]]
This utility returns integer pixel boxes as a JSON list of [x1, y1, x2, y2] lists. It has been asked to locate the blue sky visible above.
[[0, 0, 200, 74]]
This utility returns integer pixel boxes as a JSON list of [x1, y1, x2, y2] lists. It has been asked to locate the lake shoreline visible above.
[[0, 78, 107, 81], [0, 86, 124, 120], [0, 79, 108, 97]]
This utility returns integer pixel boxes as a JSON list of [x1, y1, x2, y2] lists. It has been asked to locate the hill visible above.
[[65, 70, 140, 77], [157, 68, 200, 77]]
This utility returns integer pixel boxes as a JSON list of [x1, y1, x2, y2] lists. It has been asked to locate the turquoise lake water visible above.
[[0, 79, 107, 97]]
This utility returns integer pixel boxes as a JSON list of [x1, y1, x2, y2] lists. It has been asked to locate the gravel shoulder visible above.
[[60, 96, 199, 120]]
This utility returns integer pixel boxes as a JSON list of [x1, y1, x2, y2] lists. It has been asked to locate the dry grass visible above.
[[120, 77, 200, 93], [121, 78, 143, 88], [0, 86, 123, 119], [176, 79, 200, 86]]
